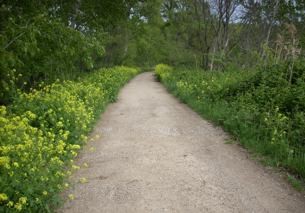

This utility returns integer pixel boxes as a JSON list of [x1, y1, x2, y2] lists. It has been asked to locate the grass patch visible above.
[[287, 174, 304, 192]]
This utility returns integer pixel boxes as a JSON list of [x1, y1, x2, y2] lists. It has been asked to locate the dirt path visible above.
[[61, 72, 305, 213]]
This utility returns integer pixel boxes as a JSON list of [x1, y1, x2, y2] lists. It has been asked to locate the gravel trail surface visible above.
[[61, 72, 305, 213]]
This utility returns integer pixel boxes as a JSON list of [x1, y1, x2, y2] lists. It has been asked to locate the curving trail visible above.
[[60, 72, 305, 213]]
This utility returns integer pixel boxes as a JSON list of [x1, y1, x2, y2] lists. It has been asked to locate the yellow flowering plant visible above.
[[0, 66, 139, 212]]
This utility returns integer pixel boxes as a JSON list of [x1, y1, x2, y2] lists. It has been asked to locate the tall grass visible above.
[[155, 63, 305, 180]]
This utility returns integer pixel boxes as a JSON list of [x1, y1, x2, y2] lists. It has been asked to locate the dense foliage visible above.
[[0, 67, 139, 212], [155, 63, 305, 179], [0, 0, 138, 105], [0, 14, 105, 105]]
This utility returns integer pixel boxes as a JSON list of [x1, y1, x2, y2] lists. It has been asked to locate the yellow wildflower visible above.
[[7, 201, 14, 207], [19, 197, 27, 205], [0, 156, 10, 167], [79, 177, 88, 184], [68, 194, 75, 200], [70, 144, 81, 150], [72, 165, 80, 170], [0, 193, 8, 202], [14, 202, 22, 211], [56, 121, 64, 128]]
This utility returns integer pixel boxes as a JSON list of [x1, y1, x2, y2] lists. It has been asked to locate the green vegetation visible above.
[[155, 63, 305, 180], [1, 0, 305, 211], [287, 175, 304, 192], [0, 67, 138, 212], [1, 1, 142, 211], [0, 11, 105, 105]]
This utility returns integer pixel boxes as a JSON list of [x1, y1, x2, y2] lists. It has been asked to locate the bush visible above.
[[0, 66, 139, 212], [155, 64, 173, 81]]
